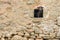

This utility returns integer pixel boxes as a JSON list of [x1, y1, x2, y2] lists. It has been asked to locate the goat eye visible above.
[[34, 6, 43, 18]]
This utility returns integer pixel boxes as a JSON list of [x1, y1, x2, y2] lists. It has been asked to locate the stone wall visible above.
[[0, 0, 60, 40]]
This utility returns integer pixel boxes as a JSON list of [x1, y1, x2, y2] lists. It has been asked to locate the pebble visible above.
[[27, 0, 35, 5]]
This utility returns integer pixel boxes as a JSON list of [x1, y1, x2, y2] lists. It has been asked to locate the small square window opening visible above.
[[34, 6, 43, 18]]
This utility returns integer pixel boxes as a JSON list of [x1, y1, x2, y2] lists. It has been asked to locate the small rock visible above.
[[23, 37, 27, 40], [27, 0, 35, 5], [1, 38, 5, 40], [49, 33, 56, 38], [49, 39, 59, 40], [27, 29, 34, 33], [24, 32, 30, 37], [57, 28, 60, 37], [29, 38, 34, 40], [11, 35, 23, 40], [57, 16, 60, 25], [17, 31, 24, 36], [36, 38, 43, 40]]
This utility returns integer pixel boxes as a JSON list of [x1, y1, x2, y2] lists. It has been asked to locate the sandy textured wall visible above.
[[0, 0, 60, 40]]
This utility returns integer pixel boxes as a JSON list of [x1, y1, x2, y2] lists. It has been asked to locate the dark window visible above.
[[43, 39, 48, 40], [34, 6, 43, 18]]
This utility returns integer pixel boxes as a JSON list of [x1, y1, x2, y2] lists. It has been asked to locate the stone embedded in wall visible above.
[[29, 38, 34, 40], [36, 38, 43, 40], [24, 32, 30, 37], [27, 0, 35, 5], [11, 35, 23, 40], [57, 16, 60, 25], [57, 28, 60, 37], [40, 20, 56, 33]]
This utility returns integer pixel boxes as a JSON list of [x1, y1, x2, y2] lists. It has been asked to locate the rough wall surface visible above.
[[0, 0, 60, 40]]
